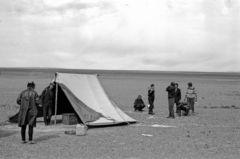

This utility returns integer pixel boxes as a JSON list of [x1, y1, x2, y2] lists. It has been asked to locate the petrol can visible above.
[[76, 124, 86, 136]]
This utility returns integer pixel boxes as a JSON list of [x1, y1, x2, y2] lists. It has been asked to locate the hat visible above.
[[27, 81, 35, 88], [188, 82, 192, 85]]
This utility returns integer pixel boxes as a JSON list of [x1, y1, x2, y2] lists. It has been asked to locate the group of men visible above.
[[133, 82, 197, 118], [16, 82, 55, 144], [166, 82, 197, 118]]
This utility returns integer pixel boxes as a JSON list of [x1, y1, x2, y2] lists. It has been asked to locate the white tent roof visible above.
[[54, 73, 136, 126]]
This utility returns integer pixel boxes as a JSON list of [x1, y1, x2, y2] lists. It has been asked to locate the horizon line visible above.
[[0, 66, 240, 74]]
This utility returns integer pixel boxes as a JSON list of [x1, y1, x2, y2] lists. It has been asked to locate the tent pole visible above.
[[54, 83, 58, 125]]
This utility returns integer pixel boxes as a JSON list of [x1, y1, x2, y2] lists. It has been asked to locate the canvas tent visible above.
[[9, 72, 136, 126]]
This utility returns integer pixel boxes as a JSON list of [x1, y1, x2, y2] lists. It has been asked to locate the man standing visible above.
[[185, 82, 197, 115], [17, 82, 40, 144], [148, 84, 155, 115], [166, 82, 175, 118], [174, 83, 181, 115], [41, 83, 55, 126]]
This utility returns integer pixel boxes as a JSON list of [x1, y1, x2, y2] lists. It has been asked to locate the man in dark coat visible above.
[[174, 83, 181, 115], [133, 95, 145, 111], [148, 84, 155, 115], [17, 82, 40, 144], [166, 82, 175, 118], [41, 83, 55, 126]]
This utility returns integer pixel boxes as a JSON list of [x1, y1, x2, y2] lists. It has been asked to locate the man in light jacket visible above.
[[184, 82, 197, 115]]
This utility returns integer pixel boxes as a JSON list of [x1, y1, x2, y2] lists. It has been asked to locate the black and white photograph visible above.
[[0, 0, 240, 158]]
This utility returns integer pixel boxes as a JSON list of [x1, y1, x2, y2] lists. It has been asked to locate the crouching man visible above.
[[134, 95, 145, 111], [177, 101, 191, 117]]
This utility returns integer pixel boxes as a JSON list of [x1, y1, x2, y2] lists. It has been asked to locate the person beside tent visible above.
[[148, 84, 155, 115], [166, 82, 176, 119], [133, 95, 145, 112], [41, 83, 55, 126], [16, 82, 41, 144], [184, 82, 197, 115]]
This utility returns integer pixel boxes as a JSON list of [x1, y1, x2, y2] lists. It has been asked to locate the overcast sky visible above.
[[0, 0, 239, 72]]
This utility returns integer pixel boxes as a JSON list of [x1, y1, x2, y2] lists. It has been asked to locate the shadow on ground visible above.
[[0, 130, 17, 138], [34, 134, 60, 142]]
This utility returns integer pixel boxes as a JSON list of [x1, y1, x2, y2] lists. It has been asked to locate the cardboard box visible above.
[[62, 113, 78, 125]]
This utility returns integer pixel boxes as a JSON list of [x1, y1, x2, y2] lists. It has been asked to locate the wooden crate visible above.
[[62, 113, 78, 125]]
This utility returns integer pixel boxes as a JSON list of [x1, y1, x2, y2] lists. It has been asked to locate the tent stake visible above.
[[54, 83, 58, 125]]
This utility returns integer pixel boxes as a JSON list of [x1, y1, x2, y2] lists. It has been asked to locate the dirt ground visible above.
[[0, 70, 240, 159]]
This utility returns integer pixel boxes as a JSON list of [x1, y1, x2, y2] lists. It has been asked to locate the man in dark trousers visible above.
[[17, 82, 41, 144], [148, 84, 155, 115], [41, 83, 55, 126], [174, 83, 181, 115], [133, 95, 145, 111], [166, 82, 175, 118]]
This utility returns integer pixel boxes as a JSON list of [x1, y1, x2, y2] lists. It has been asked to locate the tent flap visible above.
[[58, 83, 102, 124]]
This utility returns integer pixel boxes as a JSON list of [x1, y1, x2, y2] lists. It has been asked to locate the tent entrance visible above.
[[53, 84, 82, 124], [53, 83, 102, 125]]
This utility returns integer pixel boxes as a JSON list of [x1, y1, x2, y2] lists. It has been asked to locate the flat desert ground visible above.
[[0, 69, 240, 159]]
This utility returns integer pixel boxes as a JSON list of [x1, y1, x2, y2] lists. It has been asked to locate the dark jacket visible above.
[[175, 88, 181, 102], [41, 87, 55, 107], [17, 88, 40, 127], [148, 89, 155, 102], [134, 98, 145, 107], [166, 86, 175, 99]]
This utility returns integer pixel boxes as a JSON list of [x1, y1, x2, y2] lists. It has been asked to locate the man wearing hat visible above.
[[166, 82, 176, 118], [41, 83, 55, 126], [17, 82, 40, 144], [184, 82, 197, 115]]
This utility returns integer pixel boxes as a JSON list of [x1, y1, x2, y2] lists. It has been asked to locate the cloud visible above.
[[53, 52, 76, 61], [0, 0, 239, 72]]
